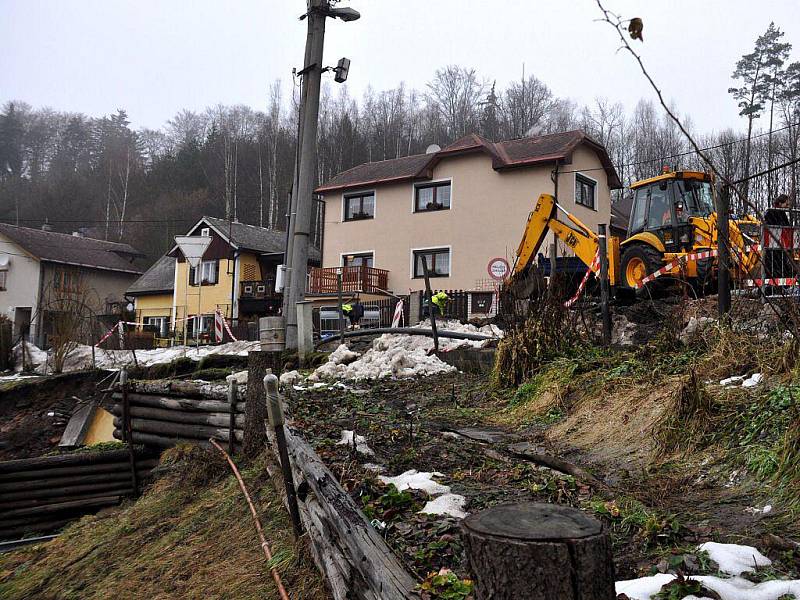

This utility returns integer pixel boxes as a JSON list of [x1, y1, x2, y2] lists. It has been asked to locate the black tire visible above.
[[692, 256, 715, 295], [620, 244, 664, 292]]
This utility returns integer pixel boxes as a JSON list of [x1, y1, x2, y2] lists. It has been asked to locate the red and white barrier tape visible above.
[[634, 244, 762, 289], [564, 251, 600, 308], [95, 321, 122, 347], [215, 309, 238, 342], [743, 278, 798, 287]]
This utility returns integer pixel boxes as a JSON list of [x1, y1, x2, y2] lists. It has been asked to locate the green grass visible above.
[[0, 446, 327, 600]]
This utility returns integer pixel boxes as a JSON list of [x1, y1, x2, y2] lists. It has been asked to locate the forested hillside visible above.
[[0, 22, 798, 261]]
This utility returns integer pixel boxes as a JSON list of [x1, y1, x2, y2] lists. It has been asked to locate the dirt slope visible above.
[[0, 446, 328, 600]]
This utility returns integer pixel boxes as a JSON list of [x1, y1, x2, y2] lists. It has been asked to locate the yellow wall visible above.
[[135, 294, 173, 319], [174, 258, 235, 325], [83, 407, 116, 445]]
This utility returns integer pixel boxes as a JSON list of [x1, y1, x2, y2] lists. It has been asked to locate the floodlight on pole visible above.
[[327, 6, 360, 21]]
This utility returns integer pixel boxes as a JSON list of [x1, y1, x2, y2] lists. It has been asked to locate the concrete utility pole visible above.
[[284, 0, 358, 349], [284, 1, 327, 349]]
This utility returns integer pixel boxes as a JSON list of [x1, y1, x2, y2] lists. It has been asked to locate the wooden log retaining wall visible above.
[[111, 379, 245, 450], [0, 449, 157, 540]]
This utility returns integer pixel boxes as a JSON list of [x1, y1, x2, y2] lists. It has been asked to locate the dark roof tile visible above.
[[0, 224, 144, 273], [127, 255, 175, 295]]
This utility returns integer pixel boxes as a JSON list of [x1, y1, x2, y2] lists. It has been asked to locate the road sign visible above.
[[487, 257, 510, 281], [174, 235, 212, 268]]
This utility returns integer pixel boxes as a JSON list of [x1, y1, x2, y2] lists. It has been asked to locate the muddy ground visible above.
[[286, 368, 800, 584], [0, 371, 112, 461]]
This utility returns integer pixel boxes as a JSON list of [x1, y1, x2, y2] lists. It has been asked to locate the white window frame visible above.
[[410, 245, 452, 279], [411, 177, 453, 213], [143, 316, 169, 337], [192, 259, 218, 285], [0, 270, 7, 291], [200, 227, 211, 237], [340, 250, 376, 268], [341, 189, 377, 222], [574, 172, 598, 211]]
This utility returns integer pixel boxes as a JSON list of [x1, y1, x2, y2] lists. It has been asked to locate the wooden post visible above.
[[598, 224, 612, 346], [119, 369, 139, 496], [462, 502, 615, 600], [227, 379, 237, 455], [337, 272, 345, 345], [549, 242, 557, 280], [718, 184, 731, 317], [264, 373, 303, 539], [421, 256, 439, 352], [296, 301, 314, 366], [244, 351, 270, 458]]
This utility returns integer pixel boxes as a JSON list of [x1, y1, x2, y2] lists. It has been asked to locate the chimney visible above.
[[41, 223, 53, 232]]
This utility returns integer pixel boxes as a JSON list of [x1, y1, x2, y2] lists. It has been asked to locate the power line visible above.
[[557, 120, 800, 176]]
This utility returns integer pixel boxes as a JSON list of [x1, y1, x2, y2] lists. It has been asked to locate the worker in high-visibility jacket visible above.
[[341, 301, 364, 328], [424, 291, 449, 318]]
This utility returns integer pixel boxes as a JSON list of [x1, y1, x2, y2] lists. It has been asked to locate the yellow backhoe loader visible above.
[[511, 170, 761, 296]]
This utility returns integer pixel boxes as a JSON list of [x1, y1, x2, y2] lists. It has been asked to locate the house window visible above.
[[575, 174, 596, 210], [53, 270, 80, 293], [0, 271, 6, 291], [201, 227, 211, 237], [344, 192, 375, 221], [414, 182, 451, 212], [190, 260, 219, 286], [143, 316, 169, 337], [343, 253, 374, 268], [413, 248, 450, 278]]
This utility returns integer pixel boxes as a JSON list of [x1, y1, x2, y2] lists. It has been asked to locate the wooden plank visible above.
[[58, 403, 97, 448], [0, 459, 157, 482], [112, 430, 216, 449], [281, 426, 417, 599], [126, 380, 234, 400], [0, 450, 135, 474], [0, 495, 124, 519], [113, 417, 243, 442], [112, 392, 245, 414], [0, 470, 133, 492], [0, 483, 134, 505], [110, 405, 244, 428]]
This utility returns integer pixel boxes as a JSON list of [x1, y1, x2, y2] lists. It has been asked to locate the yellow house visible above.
[[127, 216, 320, 341]]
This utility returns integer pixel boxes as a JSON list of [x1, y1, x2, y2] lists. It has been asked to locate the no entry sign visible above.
[[487, 257, 510, 281]]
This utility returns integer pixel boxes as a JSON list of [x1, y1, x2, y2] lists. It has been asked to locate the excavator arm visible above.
[[513, 193, 602, 277]]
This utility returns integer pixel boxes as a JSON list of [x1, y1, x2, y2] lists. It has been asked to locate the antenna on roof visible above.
[[425, 144, 441, 154]]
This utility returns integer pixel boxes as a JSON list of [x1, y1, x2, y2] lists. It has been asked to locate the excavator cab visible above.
[[620, 171, 716, 289]]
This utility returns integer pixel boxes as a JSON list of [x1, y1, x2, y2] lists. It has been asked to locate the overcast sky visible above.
[[1, 0, 798, 135]]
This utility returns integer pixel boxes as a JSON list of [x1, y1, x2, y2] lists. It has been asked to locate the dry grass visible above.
[[0, 446, 328, 600], [652, 371, 715, 457]]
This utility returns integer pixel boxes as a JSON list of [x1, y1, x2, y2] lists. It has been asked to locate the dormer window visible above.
[[344, 192, 375, 221], [414, 181, 451, 212], [200, 227, 211, 237]]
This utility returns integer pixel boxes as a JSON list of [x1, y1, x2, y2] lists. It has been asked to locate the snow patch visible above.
[[719, 373, 763, 388], [336, 430, 374, 456], [742, 373, 763, 388], [698, 542, 771, 576], [13, 340, 259, 374], [279, 370, 301, 386], [379, 470, 450, 496], [226, 370, 248, 385], [616, 573, 800, 600], [420, 493, 467, 519], [308, 321, 502, 382]]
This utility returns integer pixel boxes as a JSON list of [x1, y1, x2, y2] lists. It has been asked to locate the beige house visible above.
[[0, 223, 145, 346], [314, 131, 621, 307]]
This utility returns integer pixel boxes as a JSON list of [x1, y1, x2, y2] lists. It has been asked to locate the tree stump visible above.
[[461, 502, 615, 600], [244, 351, 281, 457]]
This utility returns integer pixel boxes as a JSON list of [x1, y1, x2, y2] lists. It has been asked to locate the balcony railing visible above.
[[240, 279, 279, 299], [308, 266, 389, 294]]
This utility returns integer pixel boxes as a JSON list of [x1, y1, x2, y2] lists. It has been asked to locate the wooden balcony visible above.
[[308, 266, 389, 294]]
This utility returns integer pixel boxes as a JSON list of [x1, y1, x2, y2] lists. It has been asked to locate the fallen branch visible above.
[[506, 442, 612, 494], [209, 438, 289, 600]]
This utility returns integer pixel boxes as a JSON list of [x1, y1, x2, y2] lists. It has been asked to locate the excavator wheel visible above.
[[692, 257, 716, 295], [620, 244, 664, 292]]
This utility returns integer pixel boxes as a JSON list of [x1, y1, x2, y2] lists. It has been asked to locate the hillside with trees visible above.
[[0, 22, 798, 261]]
